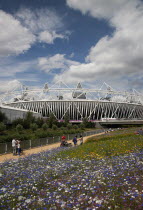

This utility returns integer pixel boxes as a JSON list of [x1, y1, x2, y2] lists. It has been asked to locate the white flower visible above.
[[25, 199, 31, 204], [18, 196, 25, 201], [96, 199, 102, 204], [1, 187, 6, 192]]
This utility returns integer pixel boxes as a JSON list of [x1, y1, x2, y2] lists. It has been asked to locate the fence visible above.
[[0, 129, 106, 155]]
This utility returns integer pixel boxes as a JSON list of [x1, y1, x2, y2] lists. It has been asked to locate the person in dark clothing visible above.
[[73, 136, 77, 146]]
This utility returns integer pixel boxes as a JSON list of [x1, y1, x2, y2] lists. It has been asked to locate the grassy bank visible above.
[[54, 127, 143, 160]]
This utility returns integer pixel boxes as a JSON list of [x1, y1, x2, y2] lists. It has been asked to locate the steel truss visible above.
[[1, 80, 143, 121]]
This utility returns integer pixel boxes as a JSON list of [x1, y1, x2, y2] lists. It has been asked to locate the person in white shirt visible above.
[[12, 139, 16, 155], [79, 135, 83, 145]]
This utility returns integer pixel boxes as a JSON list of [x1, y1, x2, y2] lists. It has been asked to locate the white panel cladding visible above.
[[4, 100, 143, 120]]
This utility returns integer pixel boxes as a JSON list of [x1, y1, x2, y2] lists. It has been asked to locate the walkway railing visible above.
[[0, 129, 106, 155]]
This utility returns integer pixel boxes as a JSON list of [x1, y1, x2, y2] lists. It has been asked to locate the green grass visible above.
[[54, 127, 143, 160]]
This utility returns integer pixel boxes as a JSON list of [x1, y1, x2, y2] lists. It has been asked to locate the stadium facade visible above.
[[1, 82, 143, 122]]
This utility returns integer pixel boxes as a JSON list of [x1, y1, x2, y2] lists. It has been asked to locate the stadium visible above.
[[0, 81, 143, 123]]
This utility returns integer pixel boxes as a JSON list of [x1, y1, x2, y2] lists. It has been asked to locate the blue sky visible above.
[[0, 0, 143, 93]]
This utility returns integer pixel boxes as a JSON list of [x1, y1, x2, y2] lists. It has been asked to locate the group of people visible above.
[[12, 139, 21, 156], [72, 135, 83, 146], [60, 134, 83, 147], [135, 128, 143, 135]]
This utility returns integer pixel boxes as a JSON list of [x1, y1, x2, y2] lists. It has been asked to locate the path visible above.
[[0, 132, 105, 163]]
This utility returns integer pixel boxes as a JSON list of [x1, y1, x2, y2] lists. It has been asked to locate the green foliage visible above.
[[64, 112, 69, 126], [16, 124, 23, 133], [0, 110, 7, 122], [23, 112, 36, 129], [86, 121, 95, 128], [79, 123, 85, 130], [82, 117, 88, 127], [30, 123, 38, 132], [52, 124, 58, 130], [42, 123, 48, 131], [67, 123, 72, 130], [0, 122, 6, 132], [35, 117, 44, 128], [82, 118, 95, 128], [60, 126, 65, 130], [35, 131, 48, 138], [48, 113, 57, 128], [12, 118, 24, 127], [73, 124, 78, 129], [12, 112, 36, 129]]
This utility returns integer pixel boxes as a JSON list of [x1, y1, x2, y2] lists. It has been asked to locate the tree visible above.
[[52, 124, 58, 130], [82, 117, 88, 128], [30, 123, 38, 132], [0, 110, 7, 122], [35, 117, 44, 128], [48, 113, 57, 128], [67, 123, 72, 130], [12, 118, 24, 127], [80, 123, 85, 130], [42, 123, 48, 131], [23, 112, 36, 129], [64, 112, 70, 126], [82, 118, 95, 128], [0, 122, 6, 132], [16, 124, 23, 133], [73, 124, 78, 130], [60, 126, 65, 130]]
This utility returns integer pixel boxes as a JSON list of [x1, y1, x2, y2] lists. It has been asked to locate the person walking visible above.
[[12, 138, 16, 155], [17, 140, 21, 156], [73, 136, 77, 146]]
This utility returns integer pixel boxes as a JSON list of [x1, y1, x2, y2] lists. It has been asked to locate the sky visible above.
[[0, 0, 143, 94]]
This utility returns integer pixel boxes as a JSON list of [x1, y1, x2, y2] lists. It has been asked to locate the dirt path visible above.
[[0, 132, 105, 163]]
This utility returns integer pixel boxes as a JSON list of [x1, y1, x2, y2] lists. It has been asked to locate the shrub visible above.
[[52, 124, 58, 130], [16, 124, 23, 133], [12, 118, 24, 127], [48, 113, 57, 128], [42, 123, 48, 131], [30, 123, 38, 132], [35, 131, 48, 138], [35, 117, 44, 128], [67, 123, 72, 130], [80, 123, 85, 129], [64, 112, 70, 126], [23, 112, 36, 129], [0, 122, 6, 132], [73, 124, 78, 129]]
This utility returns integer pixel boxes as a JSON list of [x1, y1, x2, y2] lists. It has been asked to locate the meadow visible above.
[[0, 127, 143, 209]]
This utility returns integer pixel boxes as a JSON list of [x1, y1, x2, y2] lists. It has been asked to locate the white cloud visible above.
[[15, 8, 66, 44], [0, 80, 22, 94], [15, 8, 63, 33], [0, 10, 35, 56], [38, 54, 80, 73], [62, 0, 143, 91], [39, 31, 64, 44], [0, 57, 37, 77], [0, 8, 66, 57], [66, 0, 136, 20]]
